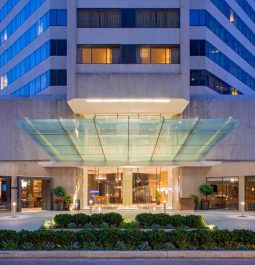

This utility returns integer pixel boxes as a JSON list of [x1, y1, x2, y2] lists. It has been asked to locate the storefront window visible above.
[[21, 179, 42, 209], [207, 177, 239, 210], [0, 177, 11, 211], [245, 176, 255, 211]]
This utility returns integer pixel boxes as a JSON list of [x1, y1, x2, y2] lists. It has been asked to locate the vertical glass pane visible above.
[[151, 48, 166, 64], [92, 48, 108, 64], [140, 47, 150, 64]]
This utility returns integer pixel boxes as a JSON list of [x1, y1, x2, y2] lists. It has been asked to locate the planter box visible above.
[[180, 198, 195, 210]]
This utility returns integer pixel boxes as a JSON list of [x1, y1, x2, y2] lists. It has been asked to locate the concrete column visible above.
[[75, 168, 88, 209], [167, 168, 173, 209], [122, 169, 133, 206], [11, 175, 17, 207], [239, 176, 245, 210]]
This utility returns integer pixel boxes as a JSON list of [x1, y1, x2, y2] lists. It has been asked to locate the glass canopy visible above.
[[18, 117, 239, 163]]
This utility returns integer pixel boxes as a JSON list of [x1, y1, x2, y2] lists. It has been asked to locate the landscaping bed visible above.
[[1, 228, 255, 250], [50, 212, 207, 230]]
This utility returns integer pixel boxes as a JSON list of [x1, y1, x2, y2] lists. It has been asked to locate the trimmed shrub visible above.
[[135, 213, 206, 228], [54, 214, 73, 228], [72, 213, 90, 227], [103, 212, 123, 227], [1, 229, 255, 250], [90, 214, 105, 227]]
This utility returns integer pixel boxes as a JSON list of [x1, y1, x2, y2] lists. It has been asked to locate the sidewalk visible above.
[[1, 209, 255, 231], [1, 250, 255, 259]]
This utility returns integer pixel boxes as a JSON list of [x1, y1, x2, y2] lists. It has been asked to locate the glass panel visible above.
[[140, 47, 150, 63], [151, 48, 166, 64], [18, 118, 239, 162], [88, 172, 122, 205], [207, 177, 239, 210], [92, 48, 108, 63], [245, 176, 255, 211]]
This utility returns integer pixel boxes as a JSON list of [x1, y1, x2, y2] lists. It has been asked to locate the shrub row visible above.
[[53, 213, 206, 229], [54, 213, 123, 228], [135, 213, 206, 228], [0, 229, 255, 250]]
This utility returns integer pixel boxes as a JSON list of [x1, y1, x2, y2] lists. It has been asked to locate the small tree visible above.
[[53, 186, 66, 201], [199, 184, 214, 201]]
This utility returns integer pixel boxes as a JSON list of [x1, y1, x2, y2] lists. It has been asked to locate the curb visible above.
[[0, 251, 255, 259]]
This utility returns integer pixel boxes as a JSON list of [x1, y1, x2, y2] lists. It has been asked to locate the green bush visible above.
[[135, 213, 206, 228], [72, 213, 90, 228], [90, 214, 105, 227], [103, 212, 123, 227], [1, 229, 255, 250], [54, 214, 73, 228]]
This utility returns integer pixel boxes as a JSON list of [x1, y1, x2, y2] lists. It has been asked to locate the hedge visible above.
[[54, 213, 123, 228], [53, 213, 206, 229], [135, 213, 206, 228], [0, 229, 255, 250]]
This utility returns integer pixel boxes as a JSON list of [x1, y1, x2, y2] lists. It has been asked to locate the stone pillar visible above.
[[239, 176, 245, 211], [122, 169, 133, 206], [11, 175, 17, 208], [75, 168, 88, 209], [167, 168, 173, 209]]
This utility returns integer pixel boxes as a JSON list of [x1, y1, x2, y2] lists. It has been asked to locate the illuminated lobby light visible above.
[[86, 98, 171, 103]]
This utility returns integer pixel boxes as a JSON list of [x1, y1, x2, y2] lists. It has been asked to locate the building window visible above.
[[136, 9, 180, 28], [139, 46, 179, 64], [190, 70, 243, 95], [0, 75, 8, 90], [77, 9, 120, 28], [207, 177, 239, 210], [77, 46, 120, 64]]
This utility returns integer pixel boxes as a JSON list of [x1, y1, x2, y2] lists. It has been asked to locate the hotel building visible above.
[[0, 0, 254, 211]]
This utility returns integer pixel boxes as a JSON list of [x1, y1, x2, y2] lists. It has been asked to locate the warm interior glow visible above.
[[85, 98, 171, 103]]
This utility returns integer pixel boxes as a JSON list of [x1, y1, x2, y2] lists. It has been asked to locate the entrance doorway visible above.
[[87, 167, 170, 207], [17, 177, 52, 211], [21, 179, 42, 210]]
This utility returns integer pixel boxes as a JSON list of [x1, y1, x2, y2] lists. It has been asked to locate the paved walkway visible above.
[[1, 259, 255, 265], [0, 209, 255, 231]]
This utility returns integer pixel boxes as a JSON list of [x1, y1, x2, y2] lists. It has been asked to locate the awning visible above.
[[18, 117, 239, 163]]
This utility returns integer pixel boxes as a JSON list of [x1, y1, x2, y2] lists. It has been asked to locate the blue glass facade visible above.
[[190, 40, 255, 90], [0, 10, 67, 68], [190, 70, 242, 95], [234, 0, 255, 23], [11, 70, 67, 96], [0, 0, 45, 45], [190, 10, 254, 67], [210, 0, 255, 45], [0, 0, 20, 23], [2, 39, 66, 89]]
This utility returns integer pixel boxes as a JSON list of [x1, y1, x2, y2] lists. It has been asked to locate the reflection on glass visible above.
[[207, 177, 239, 210]]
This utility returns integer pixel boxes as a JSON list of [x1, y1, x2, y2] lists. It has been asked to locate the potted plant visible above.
[[53, 186, 66, 211], [155, 190, 162, 205], [190, 194, 200, 210], [199, 184, 214, 210], [63, 195, 73, 211]]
